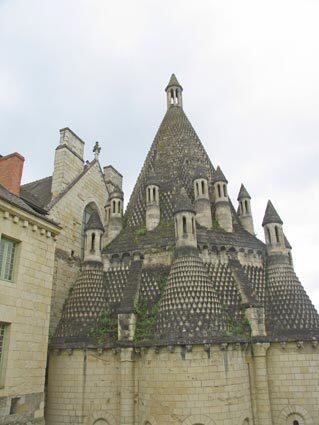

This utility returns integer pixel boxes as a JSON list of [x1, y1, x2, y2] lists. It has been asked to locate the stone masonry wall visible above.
[[267, 341, 319, 425], [46, 342, 319, 425], [0, 201, 59, 424], [48, 161, 108, 334]]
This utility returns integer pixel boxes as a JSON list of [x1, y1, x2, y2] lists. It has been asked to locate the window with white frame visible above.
[[0, 237, 17, 281], [0, 322, 9, 387]]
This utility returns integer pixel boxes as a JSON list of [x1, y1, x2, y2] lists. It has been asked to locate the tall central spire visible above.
[[165, 73, 183, 109]]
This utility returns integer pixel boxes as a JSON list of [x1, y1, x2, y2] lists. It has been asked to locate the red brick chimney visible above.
[[0, 153, 25, 196]]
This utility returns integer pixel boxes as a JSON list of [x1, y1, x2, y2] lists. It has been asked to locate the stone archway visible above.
[[277, 406, 314, 425], [182, 415, 216, 425]]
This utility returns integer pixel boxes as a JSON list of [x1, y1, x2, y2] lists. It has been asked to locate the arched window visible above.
[[293, 421, 299, 425], [182, 216, 187, 236], [217, 184, 221, 198], [118, 200, 121, 214], [202, 180, 205, 195], [245, 199, 249, 213], [267, 227, 271, 243], [191, 217, 195, 234], [91, 233, 95, 251], [223, 184, 227, 197], [275, 226, 280, 243], [170, 89, 174, 104], [81, 202, 99, 259], [147, 187, 151, 202], [112, 200, 115, 213], [195, 181, 199, 197], [153, 187, 156, 202]]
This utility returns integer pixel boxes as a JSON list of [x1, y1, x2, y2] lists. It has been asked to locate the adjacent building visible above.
[[0, 153, 60, 424]]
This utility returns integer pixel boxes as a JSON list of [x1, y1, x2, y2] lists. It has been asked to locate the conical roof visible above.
[[173, 187, 195, 214], [156, 253, 225, 341], [85, 211, 104, 231], [262, 200, 283, 226], [237, 184, 251, 200], [165, 73, 182, 91], [212, 166, 228, 183], [124, 105, 214, 227]]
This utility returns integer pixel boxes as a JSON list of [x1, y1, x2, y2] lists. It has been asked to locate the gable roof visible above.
[[21, 159, 106, 212]]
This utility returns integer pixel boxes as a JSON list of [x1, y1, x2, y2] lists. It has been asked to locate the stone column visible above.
[[120, 348, 135, 425], [252, 343, 273, 425]]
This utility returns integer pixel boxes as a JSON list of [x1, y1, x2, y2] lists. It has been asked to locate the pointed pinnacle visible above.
[[165, 74, 183, 91], [212, 166, 228, 184], [262, 200, 283, 226], [237, 184, 251, 200]]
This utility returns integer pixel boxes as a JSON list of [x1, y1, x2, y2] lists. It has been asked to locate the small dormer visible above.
[[165, 74, 183, 109]]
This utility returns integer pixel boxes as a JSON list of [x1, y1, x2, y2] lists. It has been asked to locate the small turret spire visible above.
[[262, 200, 283, 226], [165, 74, 183, 109]]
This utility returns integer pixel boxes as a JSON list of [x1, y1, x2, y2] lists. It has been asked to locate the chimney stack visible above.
[[0, 152, 25, 196]]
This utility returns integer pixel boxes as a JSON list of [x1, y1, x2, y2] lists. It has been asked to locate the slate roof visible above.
[[0, 183, 58, 226], [21, 176, 53, 209]]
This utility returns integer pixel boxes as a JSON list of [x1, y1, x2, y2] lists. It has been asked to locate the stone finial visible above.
[[93, 141, 101, 160]]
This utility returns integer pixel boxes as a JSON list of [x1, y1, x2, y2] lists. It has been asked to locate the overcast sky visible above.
[[0, 0, 318, 308]]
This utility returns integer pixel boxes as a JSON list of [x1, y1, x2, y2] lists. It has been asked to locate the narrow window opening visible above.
[[201, 180, 205, 195], [223, 184, 227, 197], [10, 397, 20, 415], [153, 187, 156, 202], [147, 187, 150, 202], [182, 216, 187, 236], [267, 228, 271, 244], [275, 226, 280, 243], [170, 89, 174, 104], [0, 322, 10, 386], [217, 184, 221, 198], [118, 201, 121, 214], [175, 218, 178, 237], [100, 235, 102, 250], [191, 217, 195, 235], [245, 200, 249, 213], [196, 182, 199, 197], [91, 233, 95, 251], [293, 421, 299, 425], [112, 201, 116, 213]]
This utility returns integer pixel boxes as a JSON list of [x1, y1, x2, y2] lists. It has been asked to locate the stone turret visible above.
[[237, 184, 254, 235], [212, 166, 233, 232], [262, 200, 285, 255], [83, 210, 104, 265], [145, 171, 160, 231], [173, 188, 197, 250], [193, 166, 212, 229], [107, 188, 123, 243], [165, 74, 183, 109]]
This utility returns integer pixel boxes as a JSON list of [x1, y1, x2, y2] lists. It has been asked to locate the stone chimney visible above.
[[0, 152, 25, 196]]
